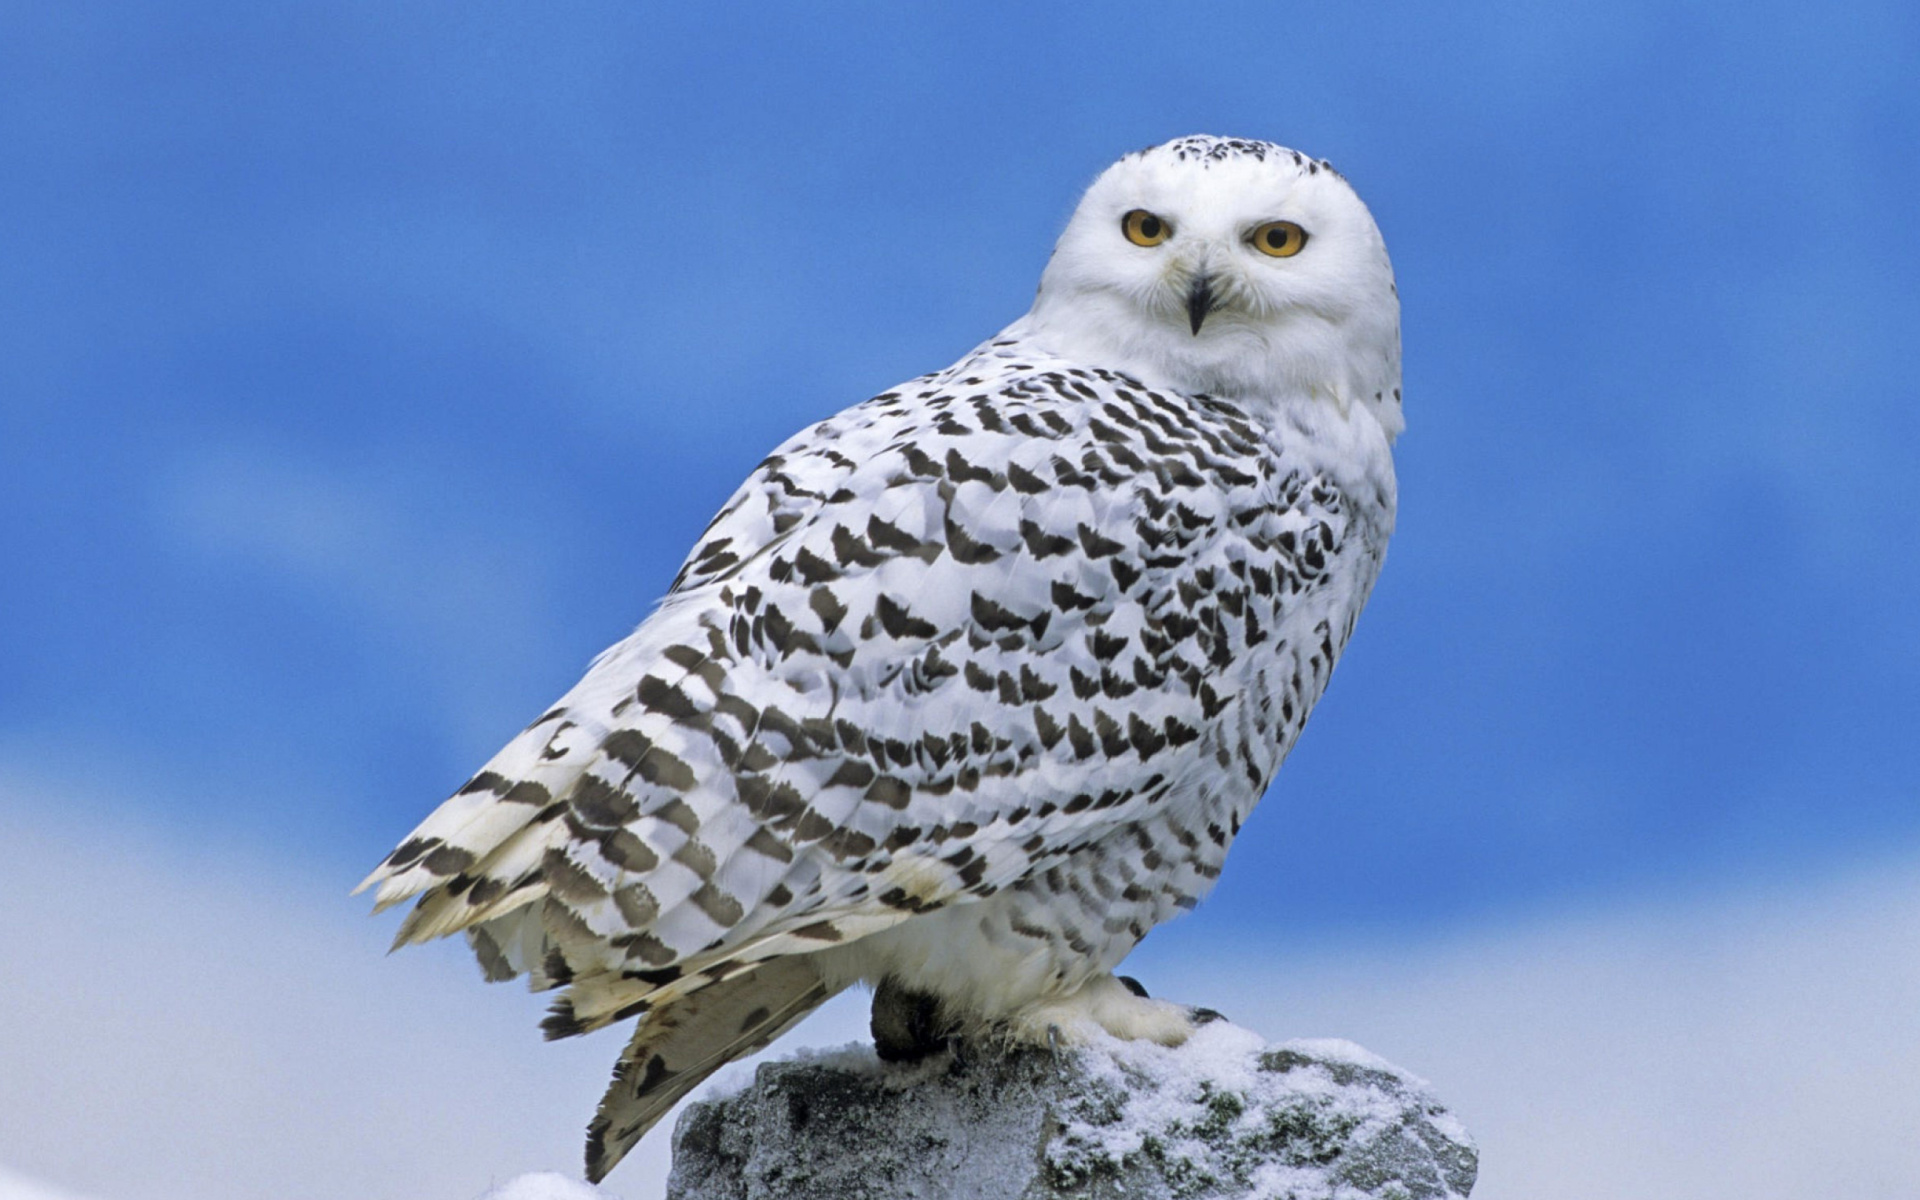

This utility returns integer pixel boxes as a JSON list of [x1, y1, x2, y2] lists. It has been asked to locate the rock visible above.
[[666, 1022, 1476, 1199]]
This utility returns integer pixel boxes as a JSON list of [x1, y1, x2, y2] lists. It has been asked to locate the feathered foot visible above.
[[870, 977, 959, 1063], [1007, 972, 1213, 1049]]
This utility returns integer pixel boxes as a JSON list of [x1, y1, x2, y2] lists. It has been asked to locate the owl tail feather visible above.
[[584, 953, 838, 1182]]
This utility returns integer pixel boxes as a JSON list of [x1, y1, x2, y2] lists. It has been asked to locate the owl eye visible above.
[[1121, 209, 1171, 247], [1251, 220, 1309, 258]]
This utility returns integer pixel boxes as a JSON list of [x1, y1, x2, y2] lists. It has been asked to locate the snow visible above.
[[476, 1173, 612, 1200], [5, 796, 1919, 1200], [1043, 1022, 1471, 1199], [666, 1017, 1474, 1199], [0, 1159, 626, 1200]]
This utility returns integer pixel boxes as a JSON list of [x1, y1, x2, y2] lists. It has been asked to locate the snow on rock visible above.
[[666, 1020, 1477, 1199], [477, 1172, 614, 1200]]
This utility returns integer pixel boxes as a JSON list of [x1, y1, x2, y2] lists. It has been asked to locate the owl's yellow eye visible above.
[[1122, 209, 1171, 247], [1251, 220, 1309, 257]]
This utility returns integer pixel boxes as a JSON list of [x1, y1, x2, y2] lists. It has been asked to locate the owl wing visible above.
[[359, 359, 1354, 1026]]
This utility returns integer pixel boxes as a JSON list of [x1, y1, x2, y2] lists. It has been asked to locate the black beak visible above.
[[1186, 275, 1216, 336]]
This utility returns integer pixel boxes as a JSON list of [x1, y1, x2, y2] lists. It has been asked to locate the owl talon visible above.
[[1190, 1006, 1226, 1026], [1117, 975, 1149, 998]]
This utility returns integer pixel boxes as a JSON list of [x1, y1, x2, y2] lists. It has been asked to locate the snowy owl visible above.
[[361, 134, 1401, 1181]]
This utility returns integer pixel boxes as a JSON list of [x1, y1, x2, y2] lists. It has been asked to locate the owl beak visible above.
[[1185, 275, 1216, 336]]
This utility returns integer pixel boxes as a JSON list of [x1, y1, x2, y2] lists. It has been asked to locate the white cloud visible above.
[[1140, 857, 1920, 1200], [0, 1163, 97, 1200], [0, 800, 625, 1200], [1, 779, 1915, 1200]]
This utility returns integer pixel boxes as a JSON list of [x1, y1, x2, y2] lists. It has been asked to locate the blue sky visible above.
[[6, 2, 1914, 935], [2, 4, 1918, 1198]]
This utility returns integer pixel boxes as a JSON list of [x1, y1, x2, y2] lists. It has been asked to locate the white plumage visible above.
[[361, 135, 1402, 1181]]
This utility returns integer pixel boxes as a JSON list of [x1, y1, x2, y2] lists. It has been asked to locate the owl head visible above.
[[1029, 136, 1402, 439]]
